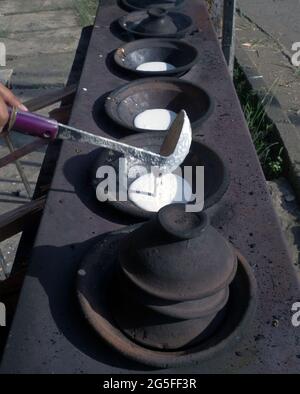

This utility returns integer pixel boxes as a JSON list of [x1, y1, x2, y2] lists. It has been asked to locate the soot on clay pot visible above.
[[112, 296, 226, 350], [112, 204, 238, 350], [116, 267, 230, 320]]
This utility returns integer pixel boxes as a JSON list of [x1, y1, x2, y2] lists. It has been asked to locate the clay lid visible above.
[[119, 204, 237, 301], [136, 8, 177, 34], [121, 0, 185, 11], [119, 8, 193, 38]]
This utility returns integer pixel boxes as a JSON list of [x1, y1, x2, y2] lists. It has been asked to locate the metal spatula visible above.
[[7, 108, 191, 173]]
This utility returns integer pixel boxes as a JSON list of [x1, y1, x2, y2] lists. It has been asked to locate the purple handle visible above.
[[8, 108, 59, 139]]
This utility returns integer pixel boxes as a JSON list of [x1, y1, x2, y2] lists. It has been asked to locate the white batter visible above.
[[134, 109, 177, 130], [136, 61, 175, 72], [128, 173, 192, 212]]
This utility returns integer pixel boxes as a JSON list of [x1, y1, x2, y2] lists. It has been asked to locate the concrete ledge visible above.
[[0, 10, 80, 34], [236, 44, 300, 201], [0, 0, 74, 15]]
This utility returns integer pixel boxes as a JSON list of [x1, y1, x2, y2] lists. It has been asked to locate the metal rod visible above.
[[3, 135, 32, 198], [57, 110, 191, 174], [222, 0, 236, 76], [0, 248, 8, 280]]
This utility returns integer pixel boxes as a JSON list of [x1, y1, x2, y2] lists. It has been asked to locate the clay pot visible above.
[[117, 267, 229, 320], [112, 293, 227, 350], [119, 204, 237, 302], [114, 39, 199, 77], [112, 204, 237, 350]]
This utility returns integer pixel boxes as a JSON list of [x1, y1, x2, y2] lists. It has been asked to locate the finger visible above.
[[0, 96, 9, 131], [0, 84, 28, 112]]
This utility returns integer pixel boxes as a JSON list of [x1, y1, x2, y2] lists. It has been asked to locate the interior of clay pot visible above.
[[114, 39, 199, 76], [105, 78, 213, 132], [91, 132, 230, 219]]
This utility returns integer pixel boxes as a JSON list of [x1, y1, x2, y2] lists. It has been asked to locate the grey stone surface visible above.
[[236, 11, 300, 127], [268, 178, 300, 278], [3, 27, 82, 57], [237, 0, 300, 57], [0, 10, 80, 34], [236, 0, 300, 269], [0, 0, 75, 15], [10, 52, 77, 88], [236, 1, 300, 191]]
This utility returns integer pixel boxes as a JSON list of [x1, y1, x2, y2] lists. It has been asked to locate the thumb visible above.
[[0, 84, 28, 112], [0, 96, 9, 131]]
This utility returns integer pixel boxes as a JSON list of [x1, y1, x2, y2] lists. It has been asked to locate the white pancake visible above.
[[128, 173, 192, 212], [136, 61, 175, 72], [134, 109, 177, 130]]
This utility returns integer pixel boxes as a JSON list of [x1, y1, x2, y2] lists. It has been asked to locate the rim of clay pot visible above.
[[118, 9, 193, 39], [104, 77, 214, 133], [114, 38, 199, 77], [158, 203, 209, 240], [121, 0, 186, 11], [76, 227, 257, 369]]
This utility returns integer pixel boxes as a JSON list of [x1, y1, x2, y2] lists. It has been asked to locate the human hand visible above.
[[0, 83, 28, 131]]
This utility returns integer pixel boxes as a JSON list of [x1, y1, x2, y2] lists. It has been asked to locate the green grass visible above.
[[0, 30, 8, 39], [234, 64, 284, 179], [73, 0, 98, 27], [294, 68, 300, 78]]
